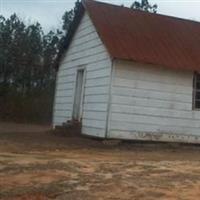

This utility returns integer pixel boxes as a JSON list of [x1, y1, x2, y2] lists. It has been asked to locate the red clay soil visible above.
[[0, 122, 200, 200]]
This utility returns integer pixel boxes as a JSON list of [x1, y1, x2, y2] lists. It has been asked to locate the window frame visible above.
[[193, 72, 200, 110]]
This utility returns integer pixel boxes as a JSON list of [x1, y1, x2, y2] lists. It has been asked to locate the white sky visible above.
[[1, 0, 200, 32]]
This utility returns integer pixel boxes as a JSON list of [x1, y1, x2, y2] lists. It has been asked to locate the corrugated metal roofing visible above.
[[83, 0, 200, 71]]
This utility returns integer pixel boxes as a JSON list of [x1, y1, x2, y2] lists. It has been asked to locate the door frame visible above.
[[72, 66, 86, 121]]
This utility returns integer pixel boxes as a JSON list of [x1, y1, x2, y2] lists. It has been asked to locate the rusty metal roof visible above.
[[83, 0, 200, 71]]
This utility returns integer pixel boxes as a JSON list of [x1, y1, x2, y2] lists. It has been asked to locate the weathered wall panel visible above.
[[108, 60, 200, 143]]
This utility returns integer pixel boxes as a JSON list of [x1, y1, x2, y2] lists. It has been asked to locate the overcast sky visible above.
[[1, 0, 200, 32]]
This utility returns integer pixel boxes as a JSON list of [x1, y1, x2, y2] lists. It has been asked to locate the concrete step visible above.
[[54, 121, 82, 137]]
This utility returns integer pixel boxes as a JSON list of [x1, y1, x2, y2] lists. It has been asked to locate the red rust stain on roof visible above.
[[84, 0, 200, 71]]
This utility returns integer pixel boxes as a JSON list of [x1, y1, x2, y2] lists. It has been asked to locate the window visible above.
[[193, 72, 200, 109]]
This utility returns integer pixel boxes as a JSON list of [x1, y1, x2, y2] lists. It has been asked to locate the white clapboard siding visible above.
[[84, 95, 109, 103], [82, 119, 106, 129], [67, 45, 105, 60], [109, 130, 200, 143], [61, 51, 109, 69], [69, 39, 102, 55], [112, 87, 192, 104], [83, 111, 107, 121], [53, 12, 111, 138], [114, 60, 192, 86], [83, 103, 108, 112], [108, 60, 200, 141], [109, 122, 200, 136], [112, 96, 192, 111], [82, 126, 106, 137], [55, 96, 73, 104], [113, 78, 192, 95], [56, 90, 74, 98], [84, 86, 109, 96], [111, 104, 200, 119], [55, 103, 72, 111], [85, 77, 110, 87], [111, 113, 200, 128], [86, 68, 111, 79]]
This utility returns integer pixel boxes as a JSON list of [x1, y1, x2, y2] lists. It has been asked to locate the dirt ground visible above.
[[0, 122, 200, 200]]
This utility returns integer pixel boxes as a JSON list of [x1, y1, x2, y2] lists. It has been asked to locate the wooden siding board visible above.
[[113, 78, 192, 95], [84, 95, 109, 103], [83, 111, 107, 121], [55, 90, 74, 98], [86, 68, 110, 79], [84, 86, 109, 95], [82, 119, 106, 129], [112, 87, 192, 103], [55, 97, 73, 104], [60, 58, 109, 71], [111, 113, 200, 129], [108, 130, 200, 143], [66, 44, 105, 61], [111, 104, 200, 119], [61, 51, 109, 67], [112, 96, 192, 111], [110, 121, 200, 136], [69, 40, 102, 55], [83, 103, 108, 112], [82, 126, 105, 137], [54, 110, 72, 117], [70, 32, 99, 47], [115, 60, 192, 86], [85, 77, 110, 87], [56, 83, 74, 91], [53, 12, 111, 137]]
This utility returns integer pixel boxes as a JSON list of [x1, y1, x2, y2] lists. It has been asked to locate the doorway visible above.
[[73, 69, 85, 121]]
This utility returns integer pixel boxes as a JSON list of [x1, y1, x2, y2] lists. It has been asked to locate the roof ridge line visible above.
[[83, 0, 200, 25]]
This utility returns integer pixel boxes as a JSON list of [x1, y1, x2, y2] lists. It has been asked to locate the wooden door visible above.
[[73, 69, 85, 121]]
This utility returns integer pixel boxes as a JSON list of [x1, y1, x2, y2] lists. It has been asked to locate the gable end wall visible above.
[[53, 12, 112, 137]]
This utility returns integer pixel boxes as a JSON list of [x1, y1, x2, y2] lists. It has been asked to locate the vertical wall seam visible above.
[[105, 58, 114, 138]]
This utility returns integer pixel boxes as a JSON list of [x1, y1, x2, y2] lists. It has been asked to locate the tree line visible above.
[[0, 2, 81, 95], [0, 0, 157, 123]]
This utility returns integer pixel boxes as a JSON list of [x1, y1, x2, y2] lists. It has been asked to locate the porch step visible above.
[[54, 120, 82, 137], [102, 139, 122, 146]]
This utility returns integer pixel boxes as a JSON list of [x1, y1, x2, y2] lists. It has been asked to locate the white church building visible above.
[[53, 0, 200, 144]]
